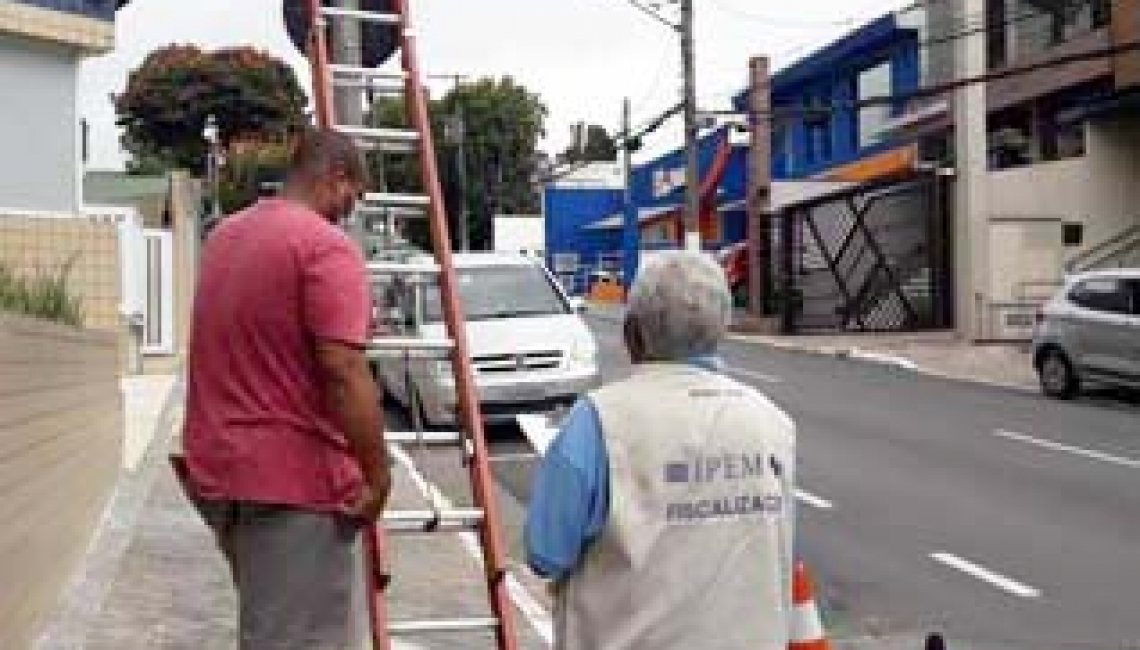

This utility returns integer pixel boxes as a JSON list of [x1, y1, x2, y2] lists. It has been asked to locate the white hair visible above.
[[626, 250, 732, 361]]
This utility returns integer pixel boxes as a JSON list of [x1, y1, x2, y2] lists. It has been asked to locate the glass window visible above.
[[803, 92, 832, 165], [1069, 278, 1132, 314], [1012, 0, 1110, 60], [1126, 280, 1140, 316], [423, 264, 569, 322], [858, 62, 893, 148]]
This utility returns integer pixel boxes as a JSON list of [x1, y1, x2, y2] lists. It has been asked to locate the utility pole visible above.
[[621, 98, 639, 288], [330, 0, 363, 127], [747, 57, 771, 316], [444, 111, 469, 251], [680, 0, 700, 251], [434, 74, 470, 250], [954, 0, 990, 340]]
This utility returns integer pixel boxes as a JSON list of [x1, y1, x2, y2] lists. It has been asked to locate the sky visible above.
[[79, 0, 911, 170]]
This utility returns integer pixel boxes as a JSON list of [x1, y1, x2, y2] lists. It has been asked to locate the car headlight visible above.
[[567, 340, 598, 368]]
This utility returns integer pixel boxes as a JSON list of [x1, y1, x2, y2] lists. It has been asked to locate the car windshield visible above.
[[423, 264, 568, 322]]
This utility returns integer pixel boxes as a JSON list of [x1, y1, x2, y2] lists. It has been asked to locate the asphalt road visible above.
[[387, 315, 1140, 649]]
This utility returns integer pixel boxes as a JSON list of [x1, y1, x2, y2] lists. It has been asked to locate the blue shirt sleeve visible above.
[[524, 398, 609, 580]]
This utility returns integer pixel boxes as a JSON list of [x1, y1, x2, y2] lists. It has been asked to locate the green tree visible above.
[[115, 45, 307, 174], [557, 123, 618, 165], [367, 77, 547, 250]]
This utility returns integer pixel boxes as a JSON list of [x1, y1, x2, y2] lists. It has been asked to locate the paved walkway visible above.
[[586, 301, 1038, 391], [39, 376, 551, 650]]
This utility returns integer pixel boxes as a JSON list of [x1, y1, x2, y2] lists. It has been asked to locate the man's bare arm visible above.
[[316, 339, 390, 517]]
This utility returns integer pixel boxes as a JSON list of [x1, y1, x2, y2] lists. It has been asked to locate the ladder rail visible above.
[[387, 6, 521, 644]]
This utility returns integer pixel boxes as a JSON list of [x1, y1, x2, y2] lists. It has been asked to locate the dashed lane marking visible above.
[[931, 552, 1041, 599]]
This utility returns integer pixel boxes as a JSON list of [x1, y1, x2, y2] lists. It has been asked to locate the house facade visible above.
[[0, 0, 120, 213]]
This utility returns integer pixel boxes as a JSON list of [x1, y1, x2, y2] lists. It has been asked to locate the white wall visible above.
[[987, 117, 1140, 270], [977, 116, 1140, 338], [0, 33, 81, 213]]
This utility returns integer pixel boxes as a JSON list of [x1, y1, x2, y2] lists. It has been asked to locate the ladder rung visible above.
[[329, 78, 405, 94], [329, 64, 406, 81], [336, 125, 418, 143], [356, 205, 427, 219], [368, 336, 452, 350], [383, 508, 484, 533], [362, 192, 431, 208], [389, 618, 500, 634], [367, 261, 440, 277], [386, 430, 463, 445], [366, 337, 453, 359], [319, 6, 400, 25]]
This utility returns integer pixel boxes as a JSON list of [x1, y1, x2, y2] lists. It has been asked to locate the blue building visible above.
[[543, 11, 926, 294], [543, 128, 749, 294], [738, 12, 923, 182]]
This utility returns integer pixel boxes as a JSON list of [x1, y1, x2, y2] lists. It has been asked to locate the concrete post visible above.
[[747, 56, 771, 316], [954, 0, 991, 340]]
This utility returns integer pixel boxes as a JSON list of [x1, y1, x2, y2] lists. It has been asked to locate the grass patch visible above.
[[0, 255, 85, 327]]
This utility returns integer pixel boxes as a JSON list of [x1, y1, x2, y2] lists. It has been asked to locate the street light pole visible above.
[[202, 114, 222, 229], [680, 0, 700, 251], [445, 111, 469, 252]]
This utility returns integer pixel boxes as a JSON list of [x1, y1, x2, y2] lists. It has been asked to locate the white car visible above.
[[372, 252, 601, 426], [1032, 269, 1140, 398]]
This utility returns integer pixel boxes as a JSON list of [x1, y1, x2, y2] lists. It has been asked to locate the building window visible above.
[[1062, 222, 1084, 246], [1011, 0, 1111, 60], [988, 101, 1087, 169], [773, 122, 795, 174], [857, 62, 893, 149], [803, 92, 832, 166]]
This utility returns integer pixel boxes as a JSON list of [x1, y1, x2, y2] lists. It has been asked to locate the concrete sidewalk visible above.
[[39, 376, 551, 650], [586, 301, 1038, 391]]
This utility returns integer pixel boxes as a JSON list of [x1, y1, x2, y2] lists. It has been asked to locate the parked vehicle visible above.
[[1032, 269, 1140, 398], [372, 252, 600, 425]]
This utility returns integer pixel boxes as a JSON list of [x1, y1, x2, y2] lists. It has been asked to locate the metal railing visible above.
[[1066, 224, 1140, 273]]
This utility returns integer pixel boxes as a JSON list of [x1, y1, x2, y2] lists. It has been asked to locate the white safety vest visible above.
[[555, 363, 796, 650]]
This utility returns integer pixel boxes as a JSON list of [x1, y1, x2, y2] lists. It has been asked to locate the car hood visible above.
[[422, 313, 595, 356]]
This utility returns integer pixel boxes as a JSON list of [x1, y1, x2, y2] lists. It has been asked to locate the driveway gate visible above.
[[774, 174, 953, 334]]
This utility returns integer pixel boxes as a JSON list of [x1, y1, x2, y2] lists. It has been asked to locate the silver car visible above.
[[1032, 269, 1140, 398], [371, 252, 601, 426]]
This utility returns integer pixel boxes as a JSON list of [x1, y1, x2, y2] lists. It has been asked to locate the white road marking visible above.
[[389, 445, 554, 645], [725, 366, 783, 384], [516, 414, 557, 455], [930, 552, 1041, 599], [994, 429, 1140, 470], [794, 489, 834, 510]]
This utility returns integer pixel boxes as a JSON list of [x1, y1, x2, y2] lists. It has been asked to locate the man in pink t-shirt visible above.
[[178, 129, 389, 649]]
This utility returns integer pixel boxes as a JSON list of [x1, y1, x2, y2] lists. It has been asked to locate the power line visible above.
[[629, 34, 677, 113], [621, 0, 679, 30], [731, 1, 1104, 97], [717, 38, 1140, 123], [704, 0, 863, 29]]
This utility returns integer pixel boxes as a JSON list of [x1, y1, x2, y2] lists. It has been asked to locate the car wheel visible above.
[[1039, 349, 1079, 399]]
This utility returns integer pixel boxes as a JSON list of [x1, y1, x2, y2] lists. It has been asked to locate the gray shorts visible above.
[[193, 499, 369, 650]]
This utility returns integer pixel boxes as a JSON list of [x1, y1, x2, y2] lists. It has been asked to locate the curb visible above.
[[585, 306, 1036, 393]]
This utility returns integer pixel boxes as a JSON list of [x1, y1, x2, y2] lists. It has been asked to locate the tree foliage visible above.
[[115, 45, 307, 174], [557, 123, 618, 165], [368, 77, 547, 250]]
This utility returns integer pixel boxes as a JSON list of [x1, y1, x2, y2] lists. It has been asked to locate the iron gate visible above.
[[774, 173, 953, 334]]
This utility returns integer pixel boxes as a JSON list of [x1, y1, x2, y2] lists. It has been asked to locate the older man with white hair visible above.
[[525, 249, 796, 650]]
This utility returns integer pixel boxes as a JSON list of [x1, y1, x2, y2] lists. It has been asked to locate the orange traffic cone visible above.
[[789, 561, 830, 650]]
